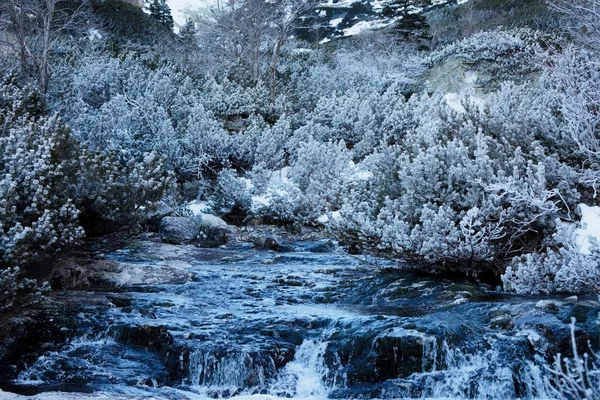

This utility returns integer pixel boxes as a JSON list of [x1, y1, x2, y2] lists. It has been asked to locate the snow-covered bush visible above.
[[1, 78, 172, 262], [52, 54, 232, 179], [210, 169, 252, 220], [544, 46, 600, 201], [76, 150, 174, 236], [0, 82, 83, 266], [288, 139, 353, 214], [252, 138, 354, 225], [0, 267, 48, 313], [335, 86, 572, 271], [503, 221, 600, 294]]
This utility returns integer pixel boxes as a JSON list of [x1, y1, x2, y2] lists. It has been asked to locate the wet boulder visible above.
[[51, 265, 89, 289], [253, 236, 280, 251], [116, 325, 173, 351], [307, 240, 336, 253], [159, 216, 200, 245], [159, 214, 228, 247], [325, 330, 437, 385]]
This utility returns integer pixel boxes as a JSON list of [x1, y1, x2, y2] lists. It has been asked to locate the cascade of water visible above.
[[379, 334, 552, 400], [188, 348, 276, 395], [421, 336, 439, 373], [15, 333, 119, 384], [268, 340, 330, 399]]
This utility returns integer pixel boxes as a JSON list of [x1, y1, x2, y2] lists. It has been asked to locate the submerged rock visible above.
[[159, 214, 228, 247]]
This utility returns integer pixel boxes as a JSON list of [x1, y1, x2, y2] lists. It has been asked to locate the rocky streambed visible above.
[[0, 232, 598, 399]]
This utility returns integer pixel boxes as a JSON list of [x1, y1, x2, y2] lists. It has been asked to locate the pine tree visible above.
[[180, 18, 197, 41], [147, 0, 174, 31]]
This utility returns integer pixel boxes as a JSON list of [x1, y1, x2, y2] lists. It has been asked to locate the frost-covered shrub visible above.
[[0, 268, 46, 313], [200, 79, 278, 121], [503, 223, 600, 294], [173, 104, 231, 178], [0, 83, 83, 266], [289, 139, 352, 209], [236, 115, 292, 169], [252, 138, 354, 224], [244, 138, 354, 225], [76, 150, 174, 236], [543, 46, 600, 201], [0, 267, 48, 313], [1, 78, 173, 261], [335, 88, 571, 271], [280, 37, 425, 116], [210, 169, 252, 220], [52, 54, 232, 179]]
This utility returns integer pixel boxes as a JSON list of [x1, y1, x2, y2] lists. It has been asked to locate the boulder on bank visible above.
[[159, 214, 228, 247], [144, 203, 175, 232], [197, 214, 229, 246]]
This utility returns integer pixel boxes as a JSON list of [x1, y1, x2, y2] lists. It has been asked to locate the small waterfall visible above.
[[421, 336, 439, 373], [381, 333, 553, 400], [15, 333, 119, 385], [425, 337, 551, 399], [186, 340, 332, 399], [269, 340, 331, 399], [188, 348, 277, 395], [6, 239, 588, 400]]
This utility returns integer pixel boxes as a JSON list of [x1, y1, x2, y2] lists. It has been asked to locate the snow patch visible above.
[[330, 17, 344, 27], [88, 28, 102, 41], [317, 211, 342, 224], [186, 201, 210, 216], [465, 70, 478, 84], [575, 204, 600, 254], [353, 170, 374, 181], [319, 0, 361, 8], [342, 18, 399, 37], [444, 71, 485, 113], [444, 93, 466, 113]]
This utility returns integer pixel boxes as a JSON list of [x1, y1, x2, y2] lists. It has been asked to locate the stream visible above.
[[0, 236, 598, 399]]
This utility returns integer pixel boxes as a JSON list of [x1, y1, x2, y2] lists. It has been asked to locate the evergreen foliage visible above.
[[146, 0, 173, 31]]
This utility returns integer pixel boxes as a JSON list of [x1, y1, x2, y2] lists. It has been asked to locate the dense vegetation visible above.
[[1, 0, 600, 311]]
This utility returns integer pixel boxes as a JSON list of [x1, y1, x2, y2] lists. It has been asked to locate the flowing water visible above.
[[1, 237, 598, 399]]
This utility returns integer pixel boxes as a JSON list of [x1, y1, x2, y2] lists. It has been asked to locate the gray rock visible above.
[[197, 213, 229, 247], [52, 265, 89, 289], [159, 216, 201, 245], [277, 245, 295, 253], [307, 240, 336, 253], [144, 203, 175, 232], [159, 214, 228, 247], [254, 236, 280, 251]]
